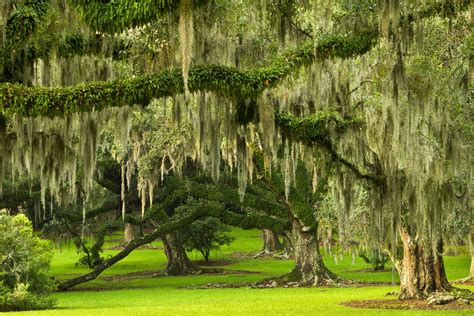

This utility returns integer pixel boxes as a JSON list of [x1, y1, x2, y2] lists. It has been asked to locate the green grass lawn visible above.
[[7, 228, 473, 315]]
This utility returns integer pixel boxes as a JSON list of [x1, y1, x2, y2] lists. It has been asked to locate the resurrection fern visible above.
[[0, 30, 377, 117]]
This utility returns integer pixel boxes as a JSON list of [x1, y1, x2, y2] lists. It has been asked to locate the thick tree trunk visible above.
[[397, 227, 452, 300], [162, 233, 199, 275], [288, 218, 341, 285]]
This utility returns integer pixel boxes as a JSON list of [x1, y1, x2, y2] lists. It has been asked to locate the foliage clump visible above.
[[0, 210, 55, 312], [359, 248, 389, 271], [183, 217, 234, 263]]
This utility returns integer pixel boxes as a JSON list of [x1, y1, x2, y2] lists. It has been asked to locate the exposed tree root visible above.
[[254, 267, 348, 288], [252, 250, 292, 260], [453, 276, 474, 286]]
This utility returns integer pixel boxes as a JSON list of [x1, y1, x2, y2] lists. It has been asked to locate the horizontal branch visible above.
[[275, 110, 384, 183], [0, 30, 377, 117], [3, 0, 469, 116]]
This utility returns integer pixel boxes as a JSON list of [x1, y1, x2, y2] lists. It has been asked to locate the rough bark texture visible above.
[[162, 233, 199, 275], [254, 229, 284, 257], [124, 223, 136, 243], [58, 227, 162, 290], [282, 232, 294, 255], [263, 229, 284, 252], [287, 218, 341, 285], [397, 227, 453, 300]]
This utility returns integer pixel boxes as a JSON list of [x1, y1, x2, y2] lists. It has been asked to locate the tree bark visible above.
[[124, 223, 136, 243], [162, 233, 199, 275], [262, 229, 284, 252], [397, 227, 453, 300], [255, 229, 284, 257], [58, 227, 162, 291], [287, 218, 341, 285], [282, 232, 294, 256]]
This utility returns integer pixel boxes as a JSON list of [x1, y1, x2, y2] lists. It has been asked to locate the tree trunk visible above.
[[162, 233, 199, 275], [288, 218, 341, 285], [254, 229, 285, 258], [282, 232, 294, 256], [397, 227, 452, 300], [124, 223, 136, 243], [259, 229, 284, 255]]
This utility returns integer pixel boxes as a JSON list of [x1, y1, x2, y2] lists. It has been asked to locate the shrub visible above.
[[183, 217, 234, 262], [0, 210, 56, 311], [359, 248, 389, 271]]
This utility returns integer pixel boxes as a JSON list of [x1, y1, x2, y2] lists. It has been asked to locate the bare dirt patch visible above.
[[185, 282, 251, 289], [229, 251, 256, 259], [101, 268, 260, 282], [341, 299, 473, 311], [192, 259, 234, 266], [345, 268, 392, 273]]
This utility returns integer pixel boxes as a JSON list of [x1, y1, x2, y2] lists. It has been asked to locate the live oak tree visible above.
[[0, 0, 472, 301]]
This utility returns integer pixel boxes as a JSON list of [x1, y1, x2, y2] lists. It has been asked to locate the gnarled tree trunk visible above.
[[288, 218, 341, 285], [262, 229, 284, 253], [162, 233, 199, 275], [397, 227, 452, 300], [255, 229, 284, 257]]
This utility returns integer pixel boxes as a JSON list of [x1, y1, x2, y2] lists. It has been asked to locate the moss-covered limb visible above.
[[7, 0, 470, 116], [27, 33, 131, 60], [275, 110, 384, 183], [179, 176, 290, 221], [68, 0, 179, 34], [219, 208, 290, 232], [147, 176, 291, 231], [0, 29, 377, 117], [321, 137, 385, 184], [403, 0, 472, 23], [275, 111, 363, 143], [1, 0, 51, 81]]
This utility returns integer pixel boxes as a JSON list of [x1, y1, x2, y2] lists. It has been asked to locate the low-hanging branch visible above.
[[27, 33, 131, 61], [57, 195, 288, 290], [2, 0, 469, 116], [57, 205, 207, 290], [275, 111, 384, 184], [68, 0, 181, 34]]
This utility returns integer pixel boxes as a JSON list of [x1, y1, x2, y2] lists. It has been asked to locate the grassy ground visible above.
[[7, 228, 473, 315]]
